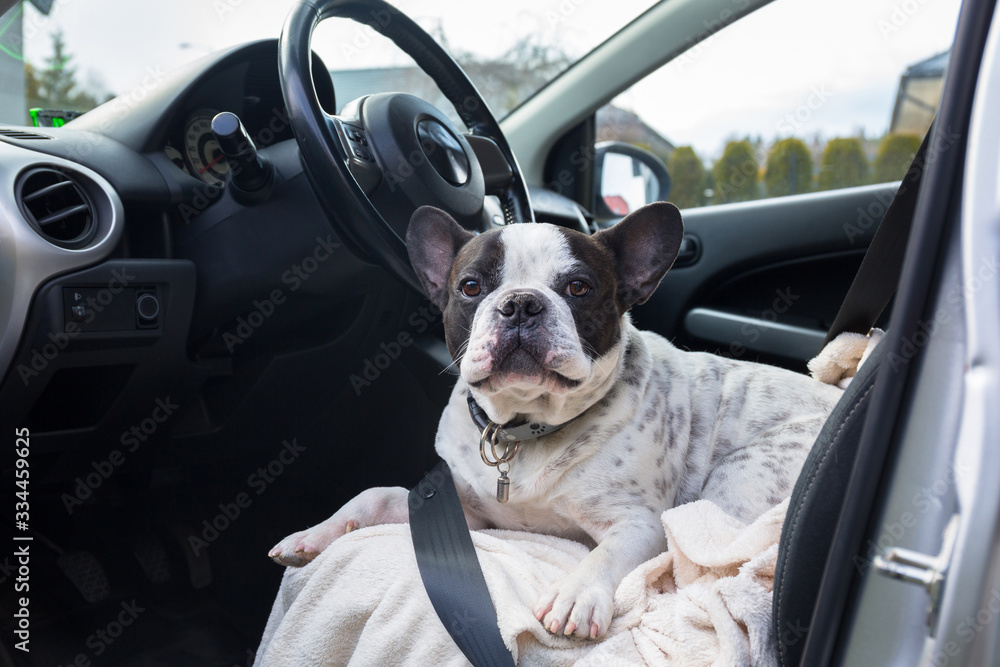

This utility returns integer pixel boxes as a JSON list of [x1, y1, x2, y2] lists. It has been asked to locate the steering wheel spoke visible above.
[[324, 111, 383, 195], [465, 134, 514, 194]]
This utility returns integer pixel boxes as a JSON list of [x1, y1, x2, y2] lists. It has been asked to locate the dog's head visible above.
[[407, 202, 683, 424]]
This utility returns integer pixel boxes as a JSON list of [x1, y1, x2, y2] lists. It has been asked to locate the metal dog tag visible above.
[[496, 470, 510, 503]]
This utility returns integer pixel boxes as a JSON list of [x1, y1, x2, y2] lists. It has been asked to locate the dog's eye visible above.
[[566, 280, 591, 297], [461, 280, 482, 297]]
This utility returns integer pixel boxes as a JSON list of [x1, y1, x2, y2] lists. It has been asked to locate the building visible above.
[[889, 50, 949, 135], [0, 4, 27, 125]]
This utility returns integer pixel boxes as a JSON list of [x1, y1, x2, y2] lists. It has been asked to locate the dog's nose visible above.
[[498, 293, 544, 321]]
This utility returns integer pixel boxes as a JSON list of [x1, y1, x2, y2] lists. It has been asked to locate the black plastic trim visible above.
[[674, 234, 701, 267]]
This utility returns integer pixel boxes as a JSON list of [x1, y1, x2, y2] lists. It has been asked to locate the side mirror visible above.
[[593, 141, 671, 218]]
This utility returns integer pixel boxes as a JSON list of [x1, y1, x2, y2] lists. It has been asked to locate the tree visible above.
[[667, 146, 706, 209], [765, 138, 813, 197], [24, 31, 105, 121], [712, 140, 758, 204], [452, 36, 572, 117], [818, 137, 869, 190], [873, 133, 922, 183]]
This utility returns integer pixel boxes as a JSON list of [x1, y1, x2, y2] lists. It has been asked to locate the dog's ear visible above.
[[594, 202, 684, 309], [407, 206, 475, 310]]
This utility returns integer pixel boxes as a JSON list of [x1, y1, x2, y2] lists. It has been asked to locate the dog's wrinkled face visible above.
[[407, 203, 683, 424]]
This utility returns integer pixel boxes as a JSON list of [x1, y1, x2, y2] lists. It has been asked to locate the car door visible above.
[[794, 0, 1000, 663]]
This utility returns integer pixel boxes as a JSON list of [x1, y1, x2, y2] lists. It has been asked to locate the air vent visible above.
[[16, 168, 97, 249], [0, 128, 52, 140]]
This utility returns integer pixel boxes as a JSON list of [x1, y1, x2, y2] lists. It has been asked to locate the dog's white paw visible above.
[[267, 518, 359, 567], [533, 572, 615, 640]]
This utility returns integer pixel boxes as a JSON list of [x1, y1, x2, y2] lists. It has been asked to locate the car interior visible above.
[[1, 0, 997, 664]]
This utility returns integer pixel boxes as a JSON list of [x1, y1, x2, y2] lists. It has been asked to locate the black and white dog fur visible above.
[[269, 202, 842, 640]]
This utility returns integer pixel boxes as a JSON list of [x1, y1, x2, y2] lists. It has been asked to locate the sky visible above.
[[617, 0, 963, 158], [16, 0, 963, 160]]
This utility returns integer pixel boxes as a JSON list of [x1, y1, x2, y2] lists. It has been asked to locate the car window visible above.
[[596, 0, 962, 211]]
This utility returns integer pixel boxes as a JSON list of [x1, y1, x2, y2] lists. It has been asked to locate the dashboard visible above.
[[0, 37, 591, 408]]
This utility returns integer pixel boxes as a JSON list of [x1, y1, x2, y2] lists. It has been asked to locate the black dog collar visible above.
[[466, 393, 575, 442]]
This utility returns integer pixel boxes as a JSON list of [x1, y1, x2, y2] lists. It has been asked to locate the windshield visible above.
[[0, 0, 660, 126]]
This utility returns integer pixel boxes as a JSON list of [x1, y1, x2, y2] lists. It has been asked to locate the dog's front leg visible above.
[[534, 514, 666, 639], [268, 486, 411, 567], [269, 485, 491, 567]]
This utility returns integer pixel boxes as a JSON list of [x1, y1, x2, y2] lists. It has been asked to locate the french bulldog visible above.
[[268, 202, 842, 640]]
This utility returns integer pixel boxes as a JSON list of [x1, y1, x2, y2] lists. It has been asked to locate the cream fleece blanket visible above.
[[255, 498, 788, 666]]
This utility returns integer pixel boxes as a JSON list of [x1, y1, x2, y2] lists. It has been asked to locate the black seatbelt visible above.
[[409, 461, 516, 667], [822, 128, 932, 347]]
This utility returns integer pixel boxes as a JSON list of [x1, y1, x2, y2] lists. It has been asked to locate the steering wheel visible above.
[[278, 0, 534, 293]]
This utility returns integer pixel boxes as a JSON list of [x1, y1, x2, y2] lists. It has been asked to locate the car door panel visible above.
[[632, 183, 898, 371]]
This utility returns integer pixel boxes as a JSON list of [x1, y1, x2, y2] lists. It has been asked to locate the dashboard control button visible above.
[[136, 293, 160, 322], [62, 286, 136, 332], [344, 127, 368, 145]]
